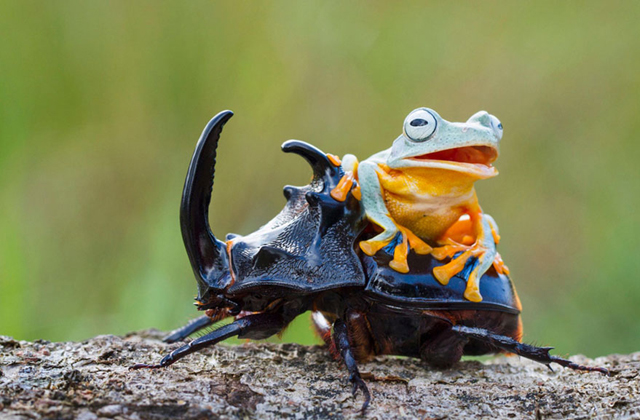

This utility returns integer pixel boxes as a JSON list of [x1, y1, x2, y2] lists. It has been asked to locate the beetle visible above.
[[132, 110, 608, 411]]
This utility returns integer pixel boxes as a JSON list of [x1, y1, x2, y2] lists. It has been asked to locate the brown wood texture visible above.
[[0, 330, 637, 419]]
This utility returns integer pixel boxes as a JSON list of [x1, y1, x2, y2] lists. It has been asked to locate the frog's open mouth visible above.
[[408, 145, 499, 178], [412, 145, 497, 166]]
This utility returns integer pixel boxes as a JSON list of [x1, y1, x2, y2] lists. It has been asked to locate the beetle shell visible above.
[[362, 249, 521, 314]]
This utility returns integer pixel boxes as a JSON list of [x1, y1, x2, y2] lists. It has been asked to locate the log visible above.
[[0, 330, 637, 419]]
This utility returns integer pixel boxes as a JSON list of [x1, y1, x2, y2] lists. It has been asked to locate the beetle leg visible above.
[[162, 315, 215, 343], [131, 312, 285, 369], [312, 312, 338, 359], [345, 310, 376, 362], [420, 326, 468, 369], [333, 319, 371, 413], [452, 325, 609, 375]]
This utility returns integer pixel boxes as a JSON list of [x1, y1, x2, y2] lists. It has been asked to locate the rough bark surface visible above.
[[0, 330, 637, 419]]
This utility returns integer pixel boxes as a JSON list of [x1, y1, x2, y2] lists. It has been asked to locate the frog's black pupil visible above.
[[410, 119, 429, 127]]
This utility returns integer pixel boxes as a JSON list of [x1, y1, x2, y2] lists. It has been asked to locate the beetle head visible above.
[[182, 113, 366, 318]]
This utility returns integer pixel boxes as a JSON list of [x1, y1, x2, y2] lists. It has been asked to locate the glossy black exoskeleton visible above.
[[132, 111, 608, 411]]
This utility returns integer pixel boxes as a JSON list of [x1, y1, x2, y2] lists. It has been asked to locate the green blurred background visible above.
[[1, 1, 639, 357]]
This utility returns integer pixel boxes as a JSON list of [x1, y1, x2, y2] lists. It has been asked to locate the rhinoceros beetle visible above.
[[132, 110, 608, 411]]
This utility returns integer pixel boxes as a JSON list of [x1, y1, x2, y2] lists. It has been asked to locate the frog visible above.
[[331, 107, 508, 302]]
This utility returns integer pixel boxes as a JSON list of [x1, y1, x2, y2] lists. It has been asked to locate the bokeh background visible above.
[[1, 1, 639, 357]]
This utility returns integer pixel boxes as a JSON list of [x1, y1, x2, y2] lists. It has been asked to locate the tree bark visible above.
[[0, 330, 637, 419]]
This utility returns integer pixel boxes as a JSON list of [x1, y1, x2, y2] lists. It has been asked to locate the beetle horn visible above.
[[281, 140, 339, 181], [180, 110, 233, 296]]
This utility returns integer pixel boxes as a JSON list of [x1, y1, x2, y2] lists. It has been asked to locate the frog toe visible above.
[[432, 249, 474, 285], [389, 259, 410, 273], [463, 270, 483, 302], [463, 286, 483, 303], [360, 224, 433, 274], [359, 236, 394, 256], [389, 232, 410, 273], [330, 172, 356, 202]]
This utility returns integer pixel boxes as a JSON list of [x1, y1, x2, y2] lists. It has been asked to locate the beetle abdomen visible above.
[[363, 308, 521, 360]]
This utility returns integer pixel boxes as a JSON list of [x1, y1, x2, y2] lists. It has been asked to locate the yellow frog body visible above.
[[335, 108, 507, 302]]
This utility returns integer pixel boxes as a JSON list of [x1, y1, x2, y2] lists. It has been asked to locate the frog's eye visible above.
[[490, 115, 503, 140], [404, 109, 437, 142]]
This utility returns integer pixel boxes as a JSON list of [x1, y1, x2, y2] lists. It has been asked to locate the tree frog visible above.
[[334, 108, 508, 302]]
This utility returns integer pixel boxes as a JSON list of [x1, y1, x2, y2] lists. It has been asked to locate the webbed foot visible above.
[[330, 170, 361, 202], [360, 224, 432, 273], [328, 153, 362, 202], [432, 239, 492, 302]]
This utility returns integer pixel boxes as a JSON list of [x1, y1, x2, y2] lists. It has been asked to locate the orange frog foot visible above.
[[329, 152, 361, 202], [360, 224, 432, 274], [431, 240, 509, 302], [331, 171, 361, 202]]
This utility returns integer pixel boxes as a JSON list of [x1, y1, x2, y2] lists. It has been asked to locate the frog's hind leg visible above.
[[433, 214, 498, 302], [485, 214, 510, 275], [451, 325, 609, 375], [432, 245, 475, 284]]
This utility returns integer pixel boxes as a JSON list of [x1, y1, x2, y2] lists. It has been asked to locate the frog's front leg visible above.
[[357, 160, 431, 273], [357, 161, 399, 253], [432, 211, 497, 302]]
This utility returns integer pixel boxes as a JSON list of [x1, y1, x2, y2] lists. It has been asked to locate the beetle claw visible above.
[[452, 326, 609, 376], [350, 375, 371, 412]]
